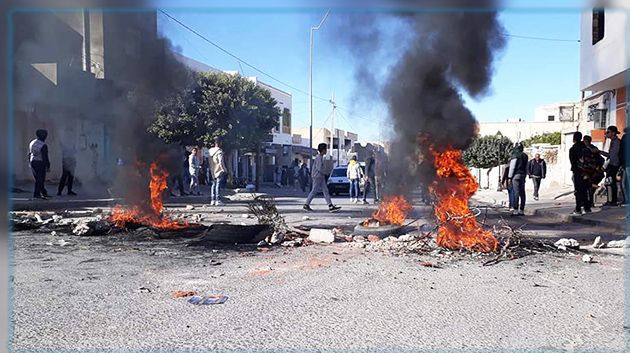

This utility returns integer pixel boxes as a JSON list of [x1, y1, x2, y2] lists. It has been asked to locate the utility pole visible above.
[[329, 94, 337, 164], [309, 10, 330, 167]]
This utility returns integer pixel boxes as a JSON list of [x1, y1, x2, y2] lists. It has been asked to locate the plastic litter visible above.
[[187, 294, 228, 305]]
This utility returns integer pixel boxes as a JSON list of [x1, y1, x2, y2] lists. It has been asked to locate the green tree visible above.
[[463, 134, 514, 188], [521, 132, 561, 147], [149, 72, 280, 152]]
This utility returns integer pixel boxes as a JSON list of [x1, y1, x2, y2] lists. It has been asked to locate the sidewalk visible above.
[[472, 186, 627, 232]]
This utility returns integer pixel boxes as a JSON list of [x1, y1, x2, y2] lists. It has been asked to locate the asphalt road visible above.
[[9, 192, 629, 352]]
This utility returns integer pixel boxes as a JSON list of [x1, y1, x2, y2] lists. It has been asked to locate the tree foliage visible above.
[[463, 134, 514, 169], [149, 72, 280, 152], [521, 132, 561, 147]]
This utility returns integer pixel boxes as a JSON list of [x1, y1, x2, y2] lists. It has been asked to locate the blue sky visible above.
[[157, 4, 582, 142]]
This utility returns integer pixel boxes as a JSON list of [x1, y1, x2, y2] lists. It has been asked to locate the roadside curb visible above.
[[533, 207, 626, 233], [11, 198, 116, 211]]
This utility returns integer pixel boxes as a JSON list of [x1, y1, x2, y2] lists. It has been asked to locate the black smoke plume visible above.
[[332, 0, 506, 194]]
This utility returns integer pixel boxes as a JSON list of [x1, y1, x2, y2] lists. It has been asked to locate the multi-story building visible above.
[[579, 4, 629, 143], [12, 10, 169, 184]]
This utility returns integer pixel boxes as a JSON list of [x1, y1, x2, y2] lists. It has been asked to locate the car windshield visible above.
[[331, 168, 347, 177]]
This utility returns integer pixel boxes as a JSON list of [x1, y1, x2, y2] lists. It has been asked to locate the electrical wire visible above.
[[159, 10, 331, 103]]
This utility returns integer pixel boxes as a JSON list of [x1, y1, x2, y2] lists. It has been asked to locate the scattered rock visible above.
[[51, 215, 63, 223], [137, 286, 152, 293], [185, 205, 195, 211], [344, 235, 353, 242], [605, 240, 626, 248], [72, 222, 90, 236], [281, 238, 304, 247], [256, 240, 269, 247], [592, 236, 604, 248], [398, 234, 417, 242], [384, 236, 398, 242], [269, 231, 285, 245], [367, 235, 381, 242], [302, 216, 311, 221], [582, 254, 594, 263], [50, 231, 57, 237], [241, 214, 251, 218], [353, 235, 366, 242], [34, 213, 44, 223], [554, 238, 579, 250], [308, 229, 335, 243]]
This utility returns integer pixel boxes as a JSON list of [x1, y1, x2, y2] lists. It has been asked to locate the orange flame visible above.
[[429, 146, 498, 253], [109, 162, 188, 230], [367, 195, 413, 226]]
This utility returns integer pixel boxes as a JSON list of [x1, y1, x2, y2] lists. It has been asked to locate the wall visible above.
[[580, 4, 630, 92], [478, 121, 577, 142]]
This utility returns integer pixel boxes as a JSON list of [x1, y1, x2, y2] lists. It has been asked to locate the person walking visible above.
[[29, 129, 51, 199], [507, 143, 528, 216], [347, 155, 363, 203], [303, 143, 341, 212], [569, 131, 591, 215], [362, 152, 378, 204], [57, 142, 77, 196], [600, 125, 622, 206], [583, 135, 605, 208], [188, 147, 201, 196], [209, 137, 227, 206], [527, 152, 546, 201]]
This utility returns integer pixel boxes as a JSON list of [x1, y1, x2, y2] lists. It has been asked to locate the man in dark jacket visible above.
[[507, 143, 528, 216], [527, 152, 546, 201], [361, 152, 378, 204], [569, 131, 591, 215], [601, 125, 622, 206], [28, 129, 50, 199]]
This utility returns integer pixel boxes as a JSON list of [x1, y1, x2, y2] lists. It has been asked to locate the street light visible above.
[[309, 10, 330, 164]]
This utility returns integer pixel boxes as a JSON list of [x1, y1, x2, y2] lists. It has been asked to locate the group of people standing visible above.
[[174, 137, 227, 206], [346, 153, 379, 205], [28, 129, 77, 200], [274, 159, 311, 192], [570, 125, 626, 215], [500, 124, 626, 216]]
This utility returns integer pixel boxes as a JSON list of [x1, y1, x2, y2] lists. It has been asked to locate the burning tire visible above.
[[353, 223, 402, 238]]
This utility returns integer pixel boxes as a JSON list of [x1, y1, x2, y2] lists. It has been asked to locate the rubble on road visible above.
[[605, 240, 626, 248], [308, 229, 335, 243], [188, 294, 228, 305], [554, 238, 580, 251], [582, 254, 594, 263]]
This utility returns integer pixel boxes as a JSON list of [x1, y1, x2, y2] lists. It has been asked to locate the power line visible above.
[[159, 10, 331, 103], [503, 33, 580, 42]]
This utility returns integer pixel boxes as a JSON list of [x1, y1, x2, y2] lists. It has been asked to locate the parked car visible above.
[[327, 165, 365, 196]]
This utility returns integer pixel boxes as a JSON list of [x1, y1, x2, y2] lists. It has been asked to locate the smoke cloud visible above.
[[331, 0, 506, 194], [11, 0, 194, 206]]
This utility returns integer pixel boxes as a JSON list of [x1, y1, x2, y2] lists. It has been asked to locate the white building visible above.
[[579, 4, 629, 144]]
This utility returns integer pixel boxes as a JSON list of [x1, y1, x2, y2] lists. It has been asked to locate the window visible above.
[[589, 108, 608, 129], [547, 115, 555, 122], [282, 108, 291, 134], [592, 8, 605, 45]]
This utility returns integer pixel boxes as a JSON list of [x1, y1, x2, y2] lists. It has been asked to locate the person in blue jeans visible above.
[[346, 155, 363, 203], [501, 165, 515, 210], [209, 138, 227, 206]]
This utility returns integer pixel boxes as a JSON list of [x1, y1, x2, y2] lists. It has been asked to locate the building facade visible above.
[[12, 10, 168, 186], [580, 4, 629, 143]]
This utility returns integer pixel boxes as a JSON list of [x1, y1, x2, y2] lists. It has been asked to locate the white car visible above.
[[327, 165, 365, 196]]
